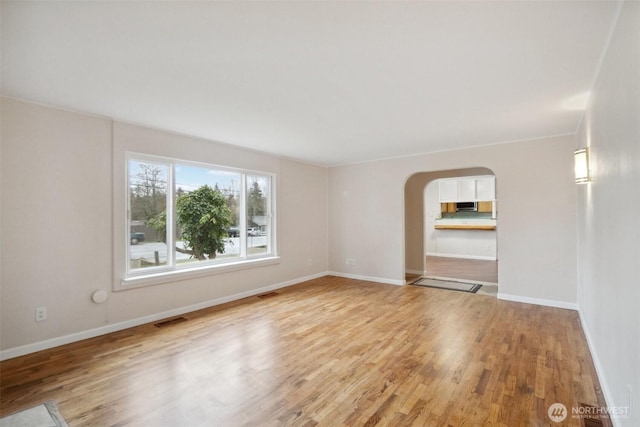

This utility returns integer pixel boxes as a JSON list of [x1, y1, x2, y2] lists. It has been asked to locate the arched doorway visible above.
[[404, 167, 498, 295]]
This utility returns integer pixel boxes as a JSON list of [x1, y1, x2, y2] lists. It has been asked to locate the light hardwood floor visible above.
[[0, 276, 607, 426], [425, 256, 498, 284], [406, 257, 499, 297]]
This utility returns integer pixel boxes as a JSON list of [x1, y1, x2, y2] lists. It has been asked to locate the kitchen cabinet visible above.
[[439, 180, 458, 202], [458, 179, 476, 201], [441, 202, 456, 213], [476, 177, 495, 200], [477, 201, 493, 213], [438, 176, 495, 202]]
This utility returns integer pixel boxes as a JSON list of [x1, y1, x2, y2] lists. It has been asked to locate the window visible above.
[[126, 153, 274, 279]]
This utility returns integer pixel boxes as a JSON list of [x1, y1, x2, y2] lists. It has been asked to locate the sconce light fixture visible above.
[[574, 147, 590, 184]]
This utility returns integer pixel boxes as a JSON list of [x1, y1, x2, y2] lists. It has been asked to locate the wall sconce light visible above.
[[574, 147, 590, 184]]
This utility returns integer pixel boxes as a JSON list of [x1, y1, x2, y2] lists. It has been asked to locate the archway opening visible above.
[[404, 167, 498, 295]]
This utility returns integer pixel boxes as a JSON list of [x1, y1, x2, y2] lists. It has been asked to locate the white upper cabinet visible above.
[[438, 176, 495, 202], [475, 177, 495, 200], [438, 180, 458, 202], [457, 179, 476, 201]]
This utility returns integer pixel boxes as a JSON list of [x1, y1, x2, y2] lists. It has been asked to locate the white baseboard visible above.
[[328, 271, 405, 286], [578, 309, 619, 427], [405, 269, 425, 276], [426, 252, 497, 261], [0, 271, 328, 361], [497, 292, 578, 311], [1, 273, 583, 362]]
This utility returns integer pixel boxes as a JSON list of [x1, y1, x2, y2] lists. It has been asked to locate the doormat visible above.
[[0, 401, 68, 427], [412, 278, 482, 293]]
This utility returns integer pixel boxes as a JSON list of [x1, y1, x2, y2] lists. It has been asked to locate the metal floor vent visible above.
[[579, 403, 605, 427], [154, 317, 188, 328], [257, 291, 280, 299]]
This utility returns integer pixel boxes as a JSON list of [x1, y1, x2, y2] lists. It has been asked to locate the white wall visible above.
[[1, 99, 113, 350], [424, 181, 439, 256], [576, 2, 640, 426], [330, 135, 577, 306], [0, 98, 329, 355]]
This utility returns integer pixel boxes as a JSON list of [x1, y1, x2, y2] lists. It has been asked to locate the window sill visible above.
[[118, 256, 281, 290]]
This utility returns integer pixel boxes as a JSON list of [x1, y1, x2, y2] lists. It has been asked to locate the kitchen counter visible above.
[[430, 212, 497, 258], [434, 224, 496, 230], [434, 217, 496, 230]]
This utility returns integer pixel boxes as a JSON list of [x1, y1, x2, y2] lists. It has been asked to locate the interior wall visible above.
[[331, 134, 577, 305], [0, 97, 329, 353], [424, 182, 439, 257], [576, 2, 640, 426]]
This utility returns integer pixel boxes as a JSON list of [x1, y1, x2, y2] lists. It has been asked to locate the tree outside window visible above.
[[127, 156, 272, 275], [247, 175, 269, 256]]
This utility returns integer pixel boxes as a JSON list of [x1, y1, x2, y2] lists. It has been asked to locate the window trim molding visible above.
[[118, 256, 281, 290]]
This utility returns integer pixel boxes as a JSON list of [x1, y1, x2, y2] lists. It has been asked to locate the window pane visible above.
[[175, 164, 241, 266], [247, 175, 270, 256], [125, 154, 275, 282], [129, 160, 168, 271]]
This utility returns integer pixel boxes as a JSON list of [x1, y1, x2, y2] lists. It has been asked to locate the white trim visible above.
[[120, 256, 281, 289], [328, 271, 405, 286], [497, 292, 578, 311], [426, 252, 497, 261], [330, 132, 577, 168], [578, 309, 619, 427], [0, 272, 327, 361], [405, 269, 424, 276]]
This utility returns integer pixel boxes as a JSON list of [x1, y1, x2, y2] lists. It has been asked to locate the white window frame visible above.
[[121, 152, 278, 289]]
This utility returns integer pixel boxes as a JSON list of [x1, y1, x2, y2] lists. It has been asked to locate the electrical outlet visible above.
[[35, 307, 47, 322], [307, 258, 312, 266], [345, 258, 356, 266]]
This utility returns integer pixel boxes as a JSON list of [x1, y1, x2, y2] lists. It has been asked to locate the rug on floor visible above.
[[0, 401, 67, 427], [412, 277, 482, 293]]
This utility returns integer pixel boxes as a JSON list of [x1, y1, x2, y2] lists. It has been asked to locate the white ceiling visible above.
[[1, 1, 620, 166]]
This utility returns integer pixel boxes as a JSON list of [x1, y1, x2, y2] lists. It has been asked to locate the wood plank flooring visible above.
[[425, 256, 498, 284], [0, 276, 608, 426]]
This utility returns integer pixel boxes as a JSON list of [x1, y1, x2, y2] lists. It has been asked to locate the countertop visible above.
[[434, 217, 496, 230]]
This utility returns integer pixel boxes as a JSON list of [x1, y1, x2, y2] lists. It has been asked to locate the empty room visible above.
[[1, 1, 638, 426]]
